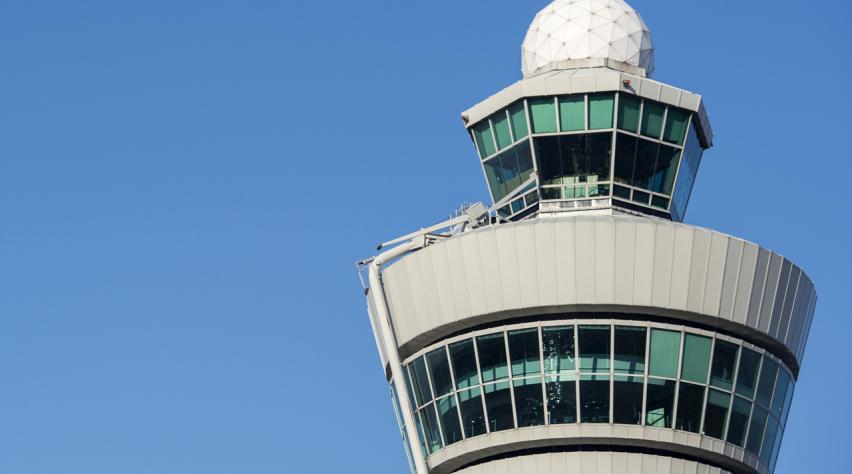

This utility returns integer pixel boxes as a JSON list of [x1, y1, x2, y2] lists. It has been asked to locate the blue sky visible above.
[[0, 1, 848, 473]]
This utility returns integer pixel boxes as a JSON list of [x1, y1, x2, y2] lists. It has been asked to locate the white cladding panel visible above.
[[451, 452, 731, 474], [382, 216, 816, 368]]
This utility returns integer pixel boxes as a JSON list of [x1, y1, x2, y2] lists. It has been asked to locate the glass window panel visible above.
[[508, 328, 541, 377], [756, 357, 778, 408], [651, 195, 670, 210], [492, 112, 513, 150], [675, 382, 705, 433], [419, 404, 443, 454], [663, 108, 690, 145], [457, 387, 486, 438], [727, 396, 752, 447], [649, 329, 681, 378], [427, 348, 453, 398], [631, 189, 650, 205], [516, 142, 535, 183], [543, 326, 575, 375], [579, 375, 610, 423], [579, 325, 611, 372], [770, 371, 790, 419], [649, 145, 680, 195], [477, 333, 509, 383], [710, 340, 738, 391], [559, 95, 585, 131], [530, 97, 557, 133], [473, 121, 496, 158], [513, 377, 544, 427], [781, 379, 795, 427], [510, 197, 525, 214], [546, 376, 577, 424], [613, 133, 637, 185], [760, 418, 779, 464], [483, 156, 508, 203], [645, 378, 676, 428], [586, 132, 612, 183], [436, 395, 463, 446], [632, 138, 660, 190], [703, 389, 731, 439], [770, 420, 784, 471], [542, 187, 561, 200], [509, 101, 529, 140], [410, 357, 433, 406], [614, 326, 646, 374], [671, 122, 704, 221], [613, 184, 631, 200], [735, 348, 761, 399], [524, 190, 539, 207], [588, 93, 614, 130], [449, 339, 479, 389], [746, 406, 769, 455], [680, 333, 712, 384], [613, 375, 643, 425], [640, 101, 665, 139], [617, 94, 641, 132], [483, 381, 514, 432]]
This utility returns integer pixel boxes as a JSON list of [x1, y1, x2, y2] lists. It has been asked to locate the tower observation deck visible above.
[[357, 2, 816, 474]]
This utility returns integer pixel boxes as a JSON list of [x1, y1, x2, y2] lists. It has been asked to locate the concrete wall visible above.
[[452, 451, 732, 474], [381, 215, 816, 374]]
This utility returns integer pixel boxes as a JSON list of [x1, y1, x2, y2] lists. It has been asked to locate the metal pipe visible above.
[[368, 238, 430, 474]]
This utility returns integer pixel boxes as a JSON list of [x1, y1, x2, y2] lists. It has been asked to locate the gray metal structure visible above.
[[357, 2, 816, 473]]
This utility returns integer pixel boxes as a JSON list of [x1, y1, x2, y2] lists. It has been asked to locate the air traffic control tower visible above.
[[357, 2, 817, 474]]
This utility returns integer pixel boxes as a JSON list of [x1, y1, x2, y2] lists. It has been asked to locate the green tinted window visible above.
[[710, 340, 739, 391], [735, 348, 761, 399], [513, 377, 544, 427], [613, 375, 643, 424], [617, 94, 641, 132], [614, 326, 646, 374], [508, 328, 541, 377], [476, 333, 509, 383], [645, 378, 675, 428], [727, 397, 752, 447], [473, 121, 496, 158], [579, 374, 610, 423], [675, 382, 704, 433], [663, 108, 690, 145], [492, 112, 513, 150], [509, 101, 529, 140], [641, 101, 665, 139], [746, 406, 769, 455], [756, 357, 779, 408], [578, 325, 610, 372], [681, 334, 712, 384], [543, 326, 575, 374], [530, 97, 557, 133], [703, 389, 731, 439], [588, 93, 614, 130], [649, 329, 680, 378], [559, 95, 585, 131]]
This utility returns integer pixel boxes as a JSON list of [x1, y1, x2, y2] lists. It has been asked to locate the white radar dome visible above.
[[521, 0, 654, 78]]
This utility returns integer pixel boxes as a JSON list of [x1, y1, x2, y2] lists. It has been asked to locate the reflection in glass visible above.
[[760, 418, 779, 464], [641, 101, 665, 139], [419, 404, 443, 454], [727, 396, 752, 447], [756, 357, 779, 408], [530, 97, 557, 133], [483, 381, 514, 432], [735, 348, 761, 399], [492, 111, 513, 150], [546, 376, 577, 424], [449, 339, 479, 389], [646, 378, 676, 428], [770, 371, 790, 419], [614, 326, 646, 374], [410, 357, 433, 407], [649, 329, 680, 378], [703, 389, 731, 439], [509, 101, 528, 140], [483, 143, 534, 203], [681, 334, 712, 384], [588, 93, 614, 130], [427, 348, 453, 398], [579, 325, 611, 372], [473, 120, 496, 158], [477, 333, 509, 383], [458, 388, 486, 438], [613, 375, 643, 425], [617, 94, 641, 133], [671, 122, 704, 221], [580, 375, 610, 423], [746, 406, 769, 455], [508, 329, 541, 377], [534, 133, 611, 188], [513, 377, 544, 427], [675, 382, 704, 433], [559, 95, 585, 132], [663, 108, 690, 145], [436, 395, 463, 446], [710, 340, 739, 391], [542, 326, 575, 375]]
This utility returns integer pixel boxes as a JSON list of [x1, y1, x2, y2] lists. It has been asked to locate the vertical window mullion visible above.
[[421, 355, 445, 446], [574, 322, 581, 423], [698, 335, 718, 436], [609, 321, 615, 424], [641, 322, 651, 424], [471, 335, 490, 434], [671, 329, 687, 431], [503, 329, 518, 428], [444, 345, 466, 441], [538, 323, 548, 424]]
